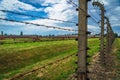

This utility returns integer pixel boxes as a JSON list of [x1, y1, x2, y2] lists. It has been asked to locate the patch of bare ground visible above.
[[67, 50, 120, 80], [88, 51, 120, 80]]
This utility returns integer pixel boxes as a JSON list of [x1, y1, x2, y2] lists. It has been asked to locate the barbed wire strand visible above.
[[0, 10, 77, 24], [0, 17, 78, 31]]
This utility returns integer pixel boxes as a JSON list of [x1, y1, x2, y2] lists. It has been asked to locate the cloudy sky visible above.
[[0, 0, 119, 35]]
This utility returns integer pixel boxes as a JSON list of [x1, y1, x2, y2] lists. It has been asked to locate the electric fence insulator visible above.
[[76, 8, 79, 11], [86, 47, 90, 50], [75, 75, 78, 78], [76, 54, 78, 56], [86, 55, 91, 58], [86, 62, 90, 65], [86, 78, 90, 80], [75, 38, 78, 41], [86, 31, 91, 34], [75, 61, 78, 64], [98, 49, 100, 52], [86, 15, 91, 18], [87, 0, 91, 1], [86, 70, 90, 73], [103, 62, 106, 65], [75, 68, 78, 71], [76, 23, 78, 26]]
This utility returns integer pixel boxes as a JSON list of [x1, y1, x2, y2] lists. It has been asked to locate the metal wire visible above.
[[0, 17, 78, 31], [0, 10, 77, 24]]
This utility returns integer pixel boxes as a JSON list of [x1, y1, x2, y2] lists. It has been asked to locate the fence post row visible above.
[[92, 1, 107, 67], [76, 0, 116, 80]]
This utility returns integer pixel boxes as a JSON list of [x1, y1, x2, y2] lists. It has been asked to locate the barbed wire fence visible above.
[[75, 1, 116, 80], [0, 0, 118, 80]]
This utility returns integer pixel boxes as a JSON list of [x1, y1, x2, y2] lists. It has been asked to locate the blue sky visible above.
[[0, 0, 119, 36]]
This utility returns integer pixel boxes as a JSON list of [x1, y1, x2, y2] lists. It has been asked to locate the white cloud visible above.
[[0, 0, 118, 35], [108, 9, 120, 27], [27, 19, 58, 26], [114, 6, 120, 16], [110, 16, 119, 21], [115, 6, 120, 11], [23, 24, 51, 32], [0, 20, 24, 26], [21, 0, 77, 32], [0, 12, 6, 18], [111, 23, 120, 27], [0, 0, 44, 19], [43, 0, 60, 5], [0, 0, 37, 11], [90, 9, 96, 13], [0, 19, 56, 33], [0, 18, 75, 33], [0, 0, 76, 27], [27, 19, 75, 30], [44, 0, 76, 20], [88, 25, 100, 34], [102, 0, 109, 5]]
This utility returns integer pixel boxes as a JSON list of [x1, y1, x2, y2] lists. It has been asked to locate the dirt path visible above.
[[88, 52, 119, 80], [67, 51, 120, 80]]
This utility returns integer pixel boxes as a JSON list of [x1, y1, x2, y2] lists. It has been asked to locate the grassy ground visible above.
[[0, 38, 99, 80], [113, 38, 120, 77], [20, 55, 76, 80], [114, 38, 120, 61], [0, 38, 75, 44]]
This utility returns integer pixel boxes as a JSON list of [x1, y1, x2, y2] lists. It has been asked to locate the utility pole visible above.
[[77, 0, 89, 80], [105, 17, 110, 54], [93, 2, 106, 80], [109, 25, 113, 47], [92, 1, 105, 66]]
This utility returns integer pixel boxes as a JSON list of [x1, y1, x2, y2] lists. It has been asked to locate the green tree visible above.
[[114, 33, 118, 38]]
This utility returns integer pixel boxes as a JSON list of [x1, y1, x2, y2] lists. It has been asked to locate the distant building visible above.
[[20, 31, 23, 36], [1, 31, 3, 36], [94, 34, 100, 38]]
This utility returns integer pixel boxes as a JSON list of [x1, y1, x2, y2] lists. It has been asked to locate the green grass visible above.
[[21, 55, 77, 80], [0, 38, 34, 43], [0, 38, 75, 44], [111, 38, 120, 80], [113, 38, 120, 60], [114, 38, 120, 60], [0, 38, 100, 80], [0, 40, 77, 79], [20, 38, 100, 80], [88, 38, 100, 56]]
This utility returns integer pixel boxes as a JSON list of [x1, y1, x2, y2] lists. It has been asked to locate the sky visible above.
[[0, 0, 119, 36]]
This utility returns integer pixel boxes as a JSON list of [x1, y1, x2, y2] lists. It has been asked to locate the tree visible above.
[[4, 33, 7, 36], [114, 33, 118, 38]]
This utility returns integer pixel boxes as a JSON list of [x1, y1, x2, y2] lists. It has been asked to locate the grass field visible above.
[[0, 37, 75, 44], [114, 38, 120, 60], [0, 38, 100, 80], [113, 38, 120, 75]]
